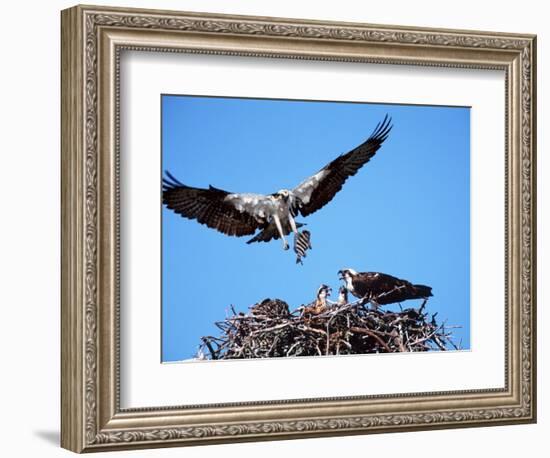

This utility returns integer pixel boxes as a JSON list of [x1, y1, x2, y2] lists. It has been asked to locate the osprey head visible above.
[[337, 286, 348, 303], [338, 268, 358, 281], [317, 284, 332, 298], [274, 189, 291, 202]]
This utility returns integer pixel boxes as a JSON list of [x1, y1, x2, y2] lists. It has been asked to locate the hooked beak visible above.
[[338, 270, 344, 281], [277, 191, 289, 202]]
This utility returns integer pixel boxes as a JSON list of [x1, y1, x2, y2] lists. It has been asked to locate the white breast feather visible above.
[[224, 193, 277, 221], [346, 276, 355, 293]]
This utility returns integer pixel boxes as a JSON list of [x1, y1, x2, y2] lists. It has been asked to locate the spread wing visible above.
[[292, 115, 392, 217], [162, 171, 273, 237]]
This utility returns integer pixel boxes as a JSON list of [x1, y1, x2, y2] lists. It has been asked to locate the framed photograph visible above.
[[61, 4, 536, 453]]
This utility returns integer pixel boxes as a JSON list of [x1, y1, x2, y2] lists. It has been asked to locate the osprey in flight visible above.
[[163, 116, 392, 258], [338, 269, 433, 306]]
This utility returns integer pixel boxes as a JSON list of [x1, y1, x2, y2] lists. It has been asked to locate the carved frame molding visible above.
[[61, 4, 536, 453]]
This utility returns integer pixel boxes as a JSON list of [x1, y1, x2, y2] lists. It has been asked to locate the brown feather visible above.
[[162, 174, 264, 237], [299, 115, 392, 216], [351, 271, 432, 305]]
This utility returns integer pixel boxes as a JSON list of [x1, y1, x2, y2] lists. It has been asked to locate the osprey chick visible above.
[[304, 284, 332, 315], [338, 269, 432, 306], [162, 116, 392, 258], [337, 286, 349, 306]]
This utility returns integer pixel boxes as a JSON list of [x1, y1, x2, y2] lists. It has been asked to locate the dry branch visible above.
[[198, 296, 459, 360]]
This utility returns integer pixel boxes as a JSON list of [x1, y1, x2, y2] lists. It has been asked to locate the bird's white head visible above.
[[275, 189, 291, 202], [317, 284, 332, 298], [337, 286, 349, 303], [338, 269, 357, 293], [338, 268, 358, 280]]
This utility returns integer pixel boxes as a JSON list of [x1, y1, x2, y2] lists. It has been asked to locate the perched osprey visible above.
[[315, 284, 332, 310], [337, 286, 349, 307], [338, 269, 432, 306], [162, 116, 392, 257], [304, 284, 332, 315]]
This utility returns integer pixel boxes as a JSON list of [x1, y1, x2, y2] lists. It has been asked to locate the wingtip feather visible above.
[[369, 114, 393, 143], [162, 170, 186, 190]]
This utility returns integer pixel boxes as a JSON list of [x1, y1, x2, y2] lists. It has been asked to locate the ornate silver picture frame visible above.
[[61, 4, 536, 453]]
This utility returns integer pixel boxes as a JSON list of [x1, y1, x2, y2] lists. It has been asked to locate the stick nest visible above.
[[198, 297, 459, 360]]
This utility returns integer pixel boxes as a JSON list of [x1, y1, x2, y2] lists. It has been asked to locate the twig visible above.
[[199, 295, 458, 359]]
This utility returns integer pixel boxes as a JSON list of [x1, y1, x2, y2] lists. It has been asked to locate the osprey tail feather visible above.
[[246, 221, 305, 244], [412, 284, 433, 298]]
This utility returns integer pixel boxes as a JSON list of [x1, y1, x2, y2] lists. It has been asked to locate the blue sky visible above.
[[161, 95, 470, 362]]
